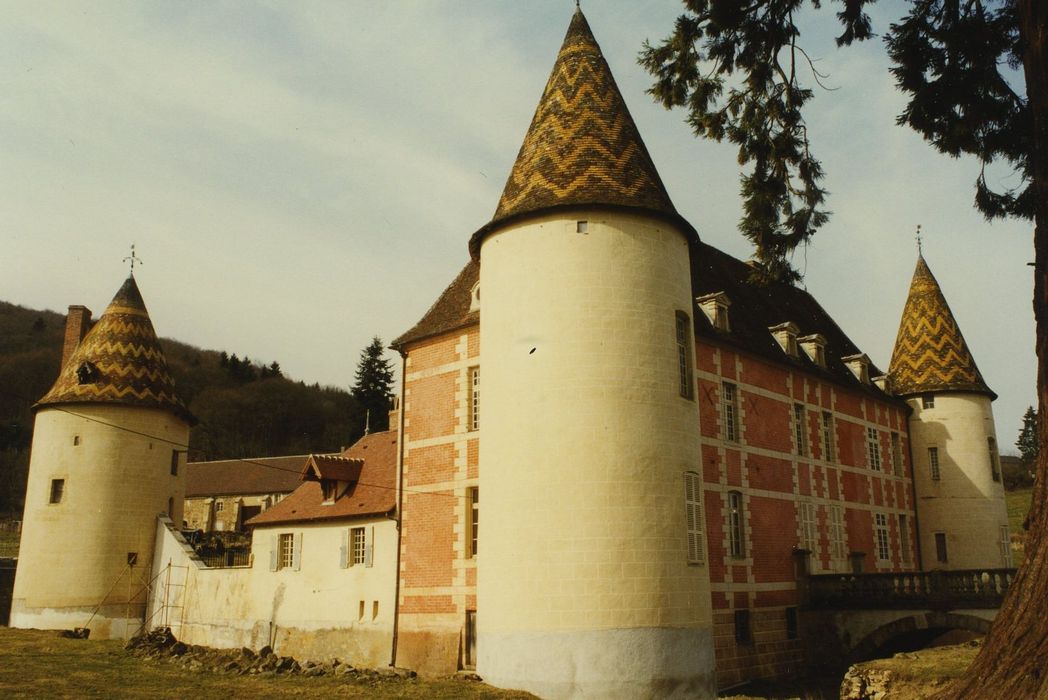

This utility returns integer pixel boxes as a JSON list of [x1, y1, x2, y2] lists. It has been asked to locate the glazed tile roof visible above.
[[468, 8, 694, 258], [185, 454, 316, 498], [393, 244, 898, 401], [888, 255, 993, 397], [36, 275, 194, 423], [247, 431, 398, 527]]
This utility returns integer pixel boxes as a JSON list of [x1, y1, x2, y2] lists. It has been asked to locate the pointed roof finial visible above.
[[123, 244, 143, 275], [915, 225, 923, 255]]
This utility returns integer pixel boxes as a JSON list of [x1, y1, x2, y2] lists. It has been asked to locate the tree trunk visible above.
[[941, 1, 1048, 696]]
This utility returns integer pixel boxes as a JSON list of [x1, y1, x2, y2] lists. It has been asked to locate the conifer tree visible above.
[[643, 2, 1047, 695], [1017, 406, 1039, 467], [351, 337, 394, 434]]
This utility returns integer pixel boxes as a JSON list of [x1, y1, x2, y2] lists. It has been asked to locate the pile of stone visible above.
[[125, 628, 417, 681]]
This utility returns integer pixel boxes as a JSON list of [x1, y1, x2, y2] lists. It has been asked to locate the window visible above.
[[899, 514, 912, 565], [358, 600, 365, 621], [874, 513, 890, 561], [278, 533, 295, 570], [988, 437, 1001, 482], [73, 435, 80, 446], [934, 532, 948, 563], [676, 312, 694, 399], [728, 491, 745, 558], [828, 505, 847, 569], [922, 393, 935, 409], [890, 432, 903, 476], [794, 404, 808, 456], [929, 447, 941, 481], [785, 607, 799, 640], [468, 367, 480, 431], [734, 609, 752, 644], [697, 292, 731, 332], [799, 501, 817, 561], [465, 611, 478, 669], [684, 472, 704, 564], [170, 450, 179, 476], [372, 601, 379, 621], [722, 382, 740, 442], [351, 527, 366, 565], [1000, 526, 1012, 567], [576, 220, 588, 234], [215, 501, 224, 512], [821, 411, 835, 462], [322, 479, 338, 502], [867, 427, 882, 471], [468, 487, 479, 558], [167, 497, 174, 518], [49, 478, 65, 504]]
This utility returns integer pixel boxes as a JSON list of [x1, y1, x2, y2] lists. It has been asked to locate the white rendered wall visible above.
[[11, 404, 188, 639], [477, 210, 715, 698], [907, 393, 1011, 570], [147, 516, 396, 666]]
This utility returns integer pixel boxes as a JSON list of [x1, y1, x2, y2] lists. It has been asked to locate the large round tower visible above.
[[11, 275, 193, 639], [469, 9, 714, 698], [888, 255, 1010, 570]]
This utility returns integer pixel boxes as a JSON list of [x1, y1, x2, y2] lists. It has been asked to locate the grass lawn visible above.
[[0, 627, 534, 699], [1006, 487, 1033, 563]]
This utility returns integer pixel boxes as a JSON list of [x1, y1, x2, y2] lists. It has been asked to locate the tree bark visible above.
[[941, 0, 1048, 696]]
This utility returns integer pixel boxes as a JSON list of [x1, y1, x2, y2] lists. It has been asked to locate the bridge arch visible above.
[[848, 611, 993, 663]]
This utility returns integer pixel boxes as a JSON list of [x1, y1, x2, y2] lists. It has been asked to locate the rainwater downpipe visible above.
[[389, 349, 407, 668]]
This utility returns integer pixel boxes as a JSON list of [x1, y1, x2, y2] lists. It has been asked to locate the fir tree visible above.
[[1017, 406, 1039, 467], [351, 337, 394, 434], [643, 2, 1047, 695]]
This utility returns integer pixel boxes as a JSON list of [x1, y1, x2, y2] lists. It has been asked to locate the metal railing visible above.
[[806, 568, 1016, 610], [198, 549, 251, 568]]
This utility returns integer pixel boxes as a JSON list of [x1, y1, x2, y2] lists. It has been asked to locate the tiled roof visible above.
[[302, 454, 363, 482], [468, 8, 694, 258], [36, 275, 194, 423], [888, 255, 993, 397], [185, 455, 315, 498], [391, 259, 479, 348], [393, 243, 898, 400], [247, 431, 398, 527]]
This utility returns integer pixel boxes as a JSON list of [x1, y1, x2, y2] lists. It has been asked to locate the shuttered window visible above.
[[684, 471, 704, 564]]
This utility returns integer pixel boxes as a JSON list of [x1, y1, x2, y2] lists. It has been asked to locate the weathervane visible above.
[[123, 244, 143, 275], [915, 225, 923, 255]]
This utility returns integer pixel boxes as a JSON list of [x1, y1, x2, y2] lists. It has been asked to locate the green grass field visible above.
[[0, 628, 533, 699], [1006, 487, 1033, 563]]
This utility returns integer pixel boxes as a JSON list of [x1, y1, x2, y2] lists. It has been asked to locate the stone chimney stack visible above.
[[61, 305, 92, 369]]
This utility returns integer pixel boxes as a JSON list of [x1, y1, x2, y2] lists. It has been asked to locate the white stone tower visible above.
[[11, 275, 193, 638], [469, 9, 714, 698], [888, 255, 1010, 570]]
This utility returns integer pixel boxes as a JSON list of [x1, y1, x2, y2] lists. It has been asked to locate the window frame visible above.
[[468, 366, 480, 432], [988, 437, 1001, 482], [350, 526, 366, 565], [898, 513, 913, 565], [821, 411, 835, 462], [49, 478, 65, 505], [922, 393, 935, 409], [929, 446, 941, 481], [722, 382, 740, 443], [278, 533, 295, 570], [728, 490, 745, 558], [934, 532, 948, 563], [793, 403, 808, 456], [867, 427, 882, 472], [467, 486, 479, 558], [684, 471, 704, 565], [874, 513, 890, 562], [828, 504, 847, 570], [675, 311, 694, 400], [890, 432, 903, 476]]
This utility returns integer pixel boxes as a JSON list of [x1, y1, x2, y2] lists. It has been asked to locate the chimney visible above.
[[61, 305, 92, 369], [388, 395, 401, 432]]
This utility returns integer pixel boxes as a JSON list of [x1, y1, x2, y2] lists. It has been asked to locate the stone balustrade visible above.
[[805, 568, 1016, 610]]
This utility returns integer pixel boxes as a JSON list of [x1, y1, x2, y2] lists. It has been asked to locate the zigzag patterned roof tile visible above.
[[468, 8, 694, 257], [888, 255, 993, 398], [36, 276, 194, 423]]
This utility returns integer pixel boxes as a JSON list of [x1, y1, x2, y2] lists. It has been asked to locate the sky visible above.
[[1, 1, 1035, 449]]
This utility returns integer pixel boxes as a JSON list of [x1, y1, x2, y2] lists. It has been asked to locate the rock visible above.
[[841, 665, 894, 700], [303, 667, 326, 677], [454, 671, 483, 682], [222, 660, 240, 673], [171, 642, 188, 656], [240, 647, 256, 659], [258, 645, 273, 658]]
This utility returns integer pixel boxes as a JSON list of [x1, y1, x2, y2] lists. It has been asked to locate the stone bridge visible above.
[[800, 568, 1015, 669]]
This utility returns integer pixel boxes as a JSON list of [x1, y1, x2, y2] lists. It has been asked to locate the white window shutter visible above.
[[339, 529, 349, 569], [364, 526, 374, 568], [292, 532, 303, 571], [684, 472, 704, 564], [269, 534, 278, 571]]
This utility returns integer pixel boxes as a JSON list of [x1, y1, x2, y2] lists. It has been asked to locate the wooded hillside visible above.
[[0, 301, 366, 518]]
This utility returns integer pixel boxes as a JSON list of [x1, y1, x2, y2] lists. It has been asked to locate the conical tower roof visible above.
[[469, 8, 695, 257], [888, 255, 994, 398], [36, 276, 194, 423]]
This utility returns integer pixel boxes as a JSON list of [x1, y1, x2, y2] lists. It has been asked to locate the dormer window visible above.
[[769, 322, 799, 357], [321, 479, 338, 503], [696, 292, 731, 332], [798, 334, 826, 367], [842, 353, 870, 384], [469, 282, 481, 312]]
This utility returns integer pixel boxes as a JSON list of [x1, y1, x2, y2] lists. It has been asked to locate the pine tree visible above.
[[1018, 406, 1039, 467], [351, 337, 394, 434]]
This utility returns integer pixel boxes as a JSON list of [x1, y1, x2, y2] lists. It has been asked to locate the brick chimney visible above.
[[61, 305, 92, 369]]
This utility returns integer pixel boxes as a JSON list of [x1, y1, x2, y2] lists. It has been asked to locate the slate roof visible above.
[[888, 255, 994, 398], [468, 8, 695, 258], [393, 243, 898, 401], [247, 431, 398, 527], [36, 275, 194, 423], [185, 455, 316, 498]]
